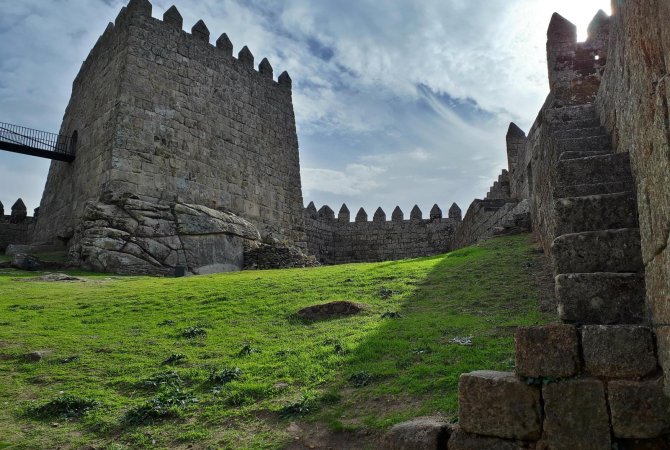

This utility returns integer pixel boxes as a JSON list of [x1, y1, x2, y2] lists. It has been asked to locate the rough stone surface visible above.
[[594, 0, 670, 387], [32, 6, 306, 255], [582, 325, 657, 378], [69, 196, 261, 275], [243, 244, 318, 270], [541, 378, 611, 450], [616, 436, 670, 450], [381, 416, 450, 450], [10, 254, 43, 271], [555, 272, 646, 324], [453, 199, 522, 249], [448, 427, 532, 450], [304, 205, 459, 264], [458, 371, 542, 441], [653, 327, 670, 396], [554, 192, 638, 235], [0, 209, 35, 252], [609, 377, 670, 439], [551, 228, 643, 274], [515, 324, 579, 378]]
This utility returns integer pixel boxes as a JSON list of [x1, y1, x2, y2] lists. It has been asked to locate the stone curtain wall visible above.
[[0, 200, 35, 252], [304, 203, 460, 264], [32, 13, 131, 246], [452, 199, 526, 249], [594, 0, 670, 394], [34, 0, 306, 253]]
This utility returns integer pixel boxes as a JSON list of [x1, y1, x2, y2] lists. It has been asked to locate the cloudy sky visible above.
[[0, 0, 610, 218]]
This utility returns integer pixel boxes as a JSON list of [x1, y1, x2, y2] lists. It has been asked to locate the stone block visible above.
[[447, 427, 532, 450], [554, 192, 638, 235], [616, 436, 670, 450], [582, 325, 657, 378], [542, 378, 611, 450], [381, 417, 450, 450], [609, 377, 670, 439], [552, 228, 643, 274], [556, 272, 645, 324], [515, 324, 579, 378], [655, 327, 670, 397], [458, 371, 541, 441]]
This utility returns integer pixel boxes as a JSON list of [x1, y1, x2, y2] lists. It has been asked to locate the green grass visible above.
[[0, 234, 553, 449]]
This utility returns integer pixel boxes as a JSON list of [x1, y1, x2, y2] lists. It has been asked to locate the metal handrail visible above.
[[0, 122, 75, 156]]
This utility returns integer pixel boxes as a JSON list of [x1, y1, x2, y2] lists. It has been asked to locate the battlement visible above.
[[304, 202, 461, 264], [305, 202, 461, 224]]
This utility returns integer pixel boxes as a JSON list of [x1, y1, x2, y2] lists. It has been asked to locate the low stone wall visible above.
[[594, 0, 670, 393], [0, 219, 35, 253], [452, 199, 524, 249], [304, 203, 460, 264], [0, 199, 35, 252]]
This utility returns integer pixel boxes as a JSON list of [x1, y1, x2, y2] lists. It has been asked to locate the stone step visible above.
[[551, 118, 602, 131], [553, 126, 607, 140], [552, 228, 643, 274], [556, 272, 646, 324], [554, 179, 635, 197], [548, 104, 598, 123], [554, 192, 638, 235], [556, 153, 632, 187], [559, 150, 611, 160], [556, 135, 611, 154]]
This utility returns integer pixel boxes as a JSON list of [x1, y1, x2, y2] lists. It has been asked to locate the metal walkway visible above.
[[0, 122, 76, 162]]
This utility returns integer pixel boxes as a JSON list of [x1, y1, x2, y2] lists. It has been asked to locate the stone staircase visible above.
[[450, 104, 670, 449]]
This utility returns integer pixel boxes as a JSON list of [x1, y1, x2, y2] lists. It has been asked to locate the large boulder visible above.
[[70, 196, 262, 275]]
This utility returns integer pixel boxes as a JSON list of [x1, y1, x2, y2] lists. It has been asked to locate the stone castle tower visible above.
[[30, 0, 307, 274]]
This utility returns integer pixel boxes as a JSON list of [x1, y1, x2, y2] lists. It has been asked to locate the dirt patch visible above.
[[296, 301, 365, 321], [283, 421, 378, 450], [15, 273, 86, 283]]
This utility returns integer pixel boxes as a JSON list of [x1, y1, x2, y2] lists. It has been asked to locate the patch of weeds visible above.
[[378, 288, 399, 299], [274, 349, 297, 357], [180, 326, 207, 339], [237, 344, 259, 357], [320, 391, 342, 405], [280, 395, 312, 418], [208, 367, 243, 385], [123, 389, 198, 425], [381, 311, 403, 319], [225, 391, 253, 407], [27, 395, 99, 420], [158, 319, 175, 326], [323, 338, 346, 355], [162, 353, 187, 365], [7, 304, 45, 311], [348, 372, 376, 388], [142, 371, 183, 389]]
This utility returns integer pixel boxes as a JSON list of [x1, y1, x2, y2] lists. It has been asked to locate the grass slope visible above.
[[0, 234, 553, 449]]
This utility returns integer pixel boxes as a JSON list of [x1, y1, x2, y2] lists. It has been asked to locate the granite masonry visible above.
[[27, 0, 307, 274], [0, 199, 35, 252], [1, 1, 670, 445], [445, 3, 670, 448], [304, 202, 461, 264]]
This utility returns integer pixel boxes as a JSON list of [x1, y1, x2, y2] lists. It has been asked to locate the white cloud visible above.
[[0, 0, 611, 215], [302, 164, 385, 197]]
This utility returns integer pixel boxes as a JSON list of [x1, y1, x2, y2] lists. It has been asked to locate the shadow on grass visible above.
[[314, 234, 554, 428]]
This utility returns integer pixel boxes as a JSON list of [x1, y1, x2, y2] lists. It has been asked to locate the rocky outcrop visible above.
[[69, 194, 262, 275]]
